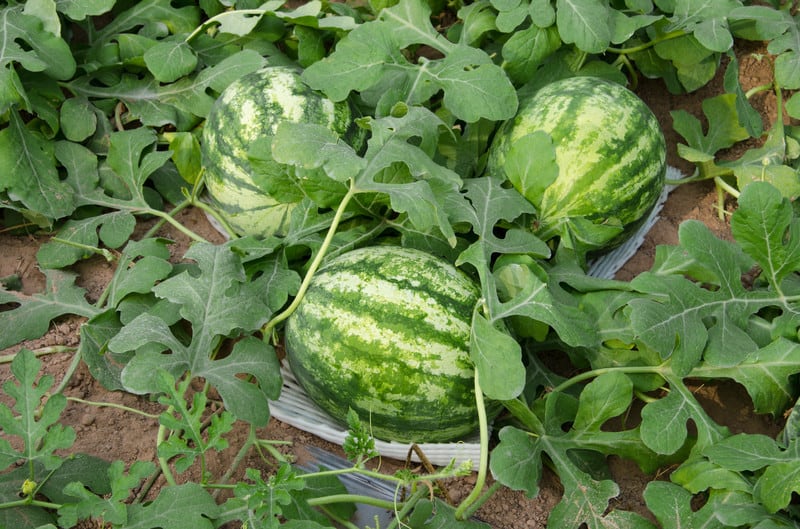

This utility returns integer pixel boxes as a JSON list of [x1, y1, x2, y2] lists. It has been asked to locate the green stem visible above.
[[459, 480, 503, 520], [213, 426, 258, 499], [50, 238, 115, 262], [745, 82, 774, 99], [184, 9, 267, 43], [51, 350, 84, 396], [665, 162, 734, 186], [0, 498, 62, 511], [454, 370, 491, 520], [300, 464, 453, 486], [252, 438, 294, 465], [664, 174, 704, 185], [606, 29, 687, 54], [385, 487, 428, 529], [306, 493, 400, 511], [550, 364, 666, 394], [65, 397, 161, 419], [157, 407, 178, 487], [262, 179, 357, 337], [190, 199, 239, 240], [146, 208, 208, 243], [0, 346, 75, 364], [501, 396, 545, 435], [315, 505, 360, 529], [611, 54, 638, 90], [136, 467, 163, 502], [141, 197, 193, 240]]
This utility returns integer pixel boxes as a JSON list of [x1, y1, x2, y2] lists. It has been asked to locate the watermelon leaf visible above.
[[702, 434, 800, 514], [93, 0, 200, 43], [272, 107, 463, 245], [0, 270, 100, 350], [730, 181, 800, 292], [455, 178, 594, 350], [143, 38, 199, 84], [555, 0, 611, 54], [470, 312, 524, 401], [0, 5, 76, 81], [302, 0, 517, 122], [0, 350, 76, 472], [642, 481, 702, 529], [501, 131, 559, 209], [66, 49, 266, 126], [36, 212, 137, 269], [492, 373, 660, 528], [628, 220, 766, 375], [78, 310, 130, 392], [109, 242, 282, 426], [767, 10, 800, 89], [36, 128, 172, 268], [58, 460, 155, 528], [639, 374, 728, 455], [671, 93, 751, 161], [0, 112, 75, 223], [102, 238, 174, 312], [271, 123, 365, 183], [156, 371, 235, 474], [124, 483, 220, 529], [693, 339, 800, 417], [723, 53, 764, 138]]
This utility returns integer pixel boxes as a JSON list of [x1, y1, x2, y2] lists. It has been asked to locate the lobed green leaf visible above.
[[302, 0, 517, 122], [110, 243, 281, 426], [0, 350, 76, 471], [0, 271, 100, 350]]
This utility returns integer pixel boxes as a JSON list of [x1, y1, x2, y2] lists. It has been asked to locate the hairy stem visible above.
[[550, 364, 666, 394], [51, 350, 84, 396], [606, 29, 687, 54], [66, 396, 161, 419], [306, 493, 400, 511], [213, 425, 259, 499], [146, 208, 209, 243], [455, 370, 491, 520], [0, 346, 76, 364], [185, 9, 267, 43], [140, 197, 193, 240], [262, 179, 357, 336], [460, 480, 503, 520], [157, 407, 178, 487], [49, 238, 115, 262], [502, 396, 546, 435]]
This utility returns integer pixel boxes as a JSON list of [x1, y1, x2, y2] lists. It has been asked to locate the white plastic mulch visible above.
[[209, 167, 682, 468]]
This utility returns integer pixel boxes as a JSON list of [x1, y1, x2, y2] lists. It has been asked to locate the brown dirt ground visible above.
[[0, 41, 790, 528]]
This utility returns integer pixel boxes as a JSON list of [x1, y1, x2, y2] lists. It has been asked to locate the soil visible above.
[[0, 41, 790, 528]]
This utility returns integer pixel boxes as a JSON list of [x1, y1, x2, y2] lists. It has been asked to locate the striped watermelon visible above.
[[284, 245, 489, 443], [201, 66, 363, 237], [486, 75, 666, 252]]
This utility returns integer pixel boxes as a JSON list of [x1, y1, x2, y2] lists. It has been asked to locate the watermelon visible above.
[[486, 75, 666, 252], [284, 245, 490, 443], [201, 66, 364, 237]]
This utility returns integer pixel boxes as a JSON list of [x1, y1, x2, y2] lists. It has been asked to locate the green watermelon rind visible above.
[[284, 245, 490, 444], [202, 65, 362, 238], [487, 75, 667, 249]]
